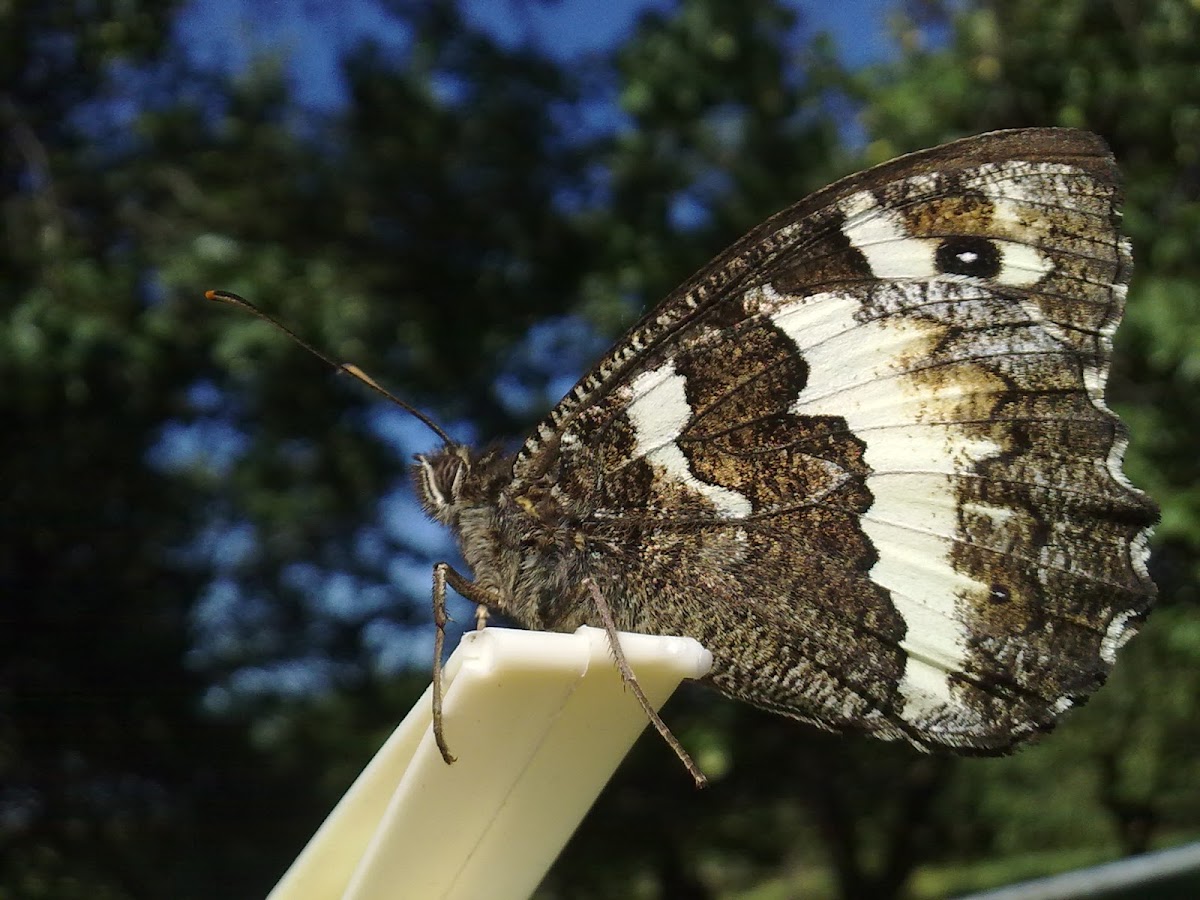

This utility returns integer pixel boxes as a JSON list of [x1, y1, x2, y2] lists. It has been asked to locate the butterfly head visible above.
[[413, 443, 513, 529], [413, 445, 473, 526]]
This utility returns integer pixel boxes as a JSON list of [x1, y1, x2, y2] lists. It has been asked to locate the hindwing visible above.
[[508, 128, 1156, 750]]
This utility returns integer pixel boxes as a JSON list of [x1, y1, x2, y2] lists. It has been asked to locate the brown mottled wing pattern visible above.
[[510, 128, 1157, 751]]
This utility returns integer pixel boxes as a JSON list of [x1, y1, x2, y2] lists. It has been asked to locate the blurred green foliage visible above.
[[2, 0, 1197, 897]]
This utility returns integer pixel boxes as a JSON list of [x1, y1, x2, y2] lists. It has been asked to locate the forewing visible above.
[[513, 128, 1157, 751]]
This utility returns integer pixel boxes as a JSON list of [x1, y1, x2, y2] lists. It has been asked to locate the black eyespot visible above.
[[989, 583, 1011, 604], [935, 236, 1001, 278]]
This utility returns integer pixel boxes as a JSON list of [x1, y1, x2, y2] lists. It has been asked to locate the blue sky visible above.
[[178, 0, 898, 110]]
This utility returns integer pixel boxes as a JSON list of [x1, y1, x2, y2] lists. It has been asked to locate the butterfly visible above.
[[212, 127, 1158, 787]]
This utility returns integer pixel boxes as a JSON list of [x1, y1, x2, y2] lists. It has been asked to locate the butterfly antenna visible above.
[[205, 290, 455, 447]]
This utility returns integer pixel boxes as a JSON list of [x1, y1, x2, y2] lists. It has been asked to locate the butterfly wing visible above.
[[510, 128, 1157, 752]]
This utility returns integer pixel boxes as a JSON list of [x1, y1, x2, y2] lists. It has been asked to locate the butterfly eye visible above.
[[935, 236, 1002, 278], [414, 451, 470, 522]]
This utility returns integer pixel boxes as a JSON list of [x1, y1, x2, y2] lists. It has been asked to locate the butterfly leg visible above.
[[431, 562, 503, 766], [583, 578, 708, 789]]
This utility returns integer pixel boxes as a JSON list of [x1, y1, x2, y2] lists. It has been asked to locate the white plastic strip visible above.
[[268, 626, 713, 900]]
